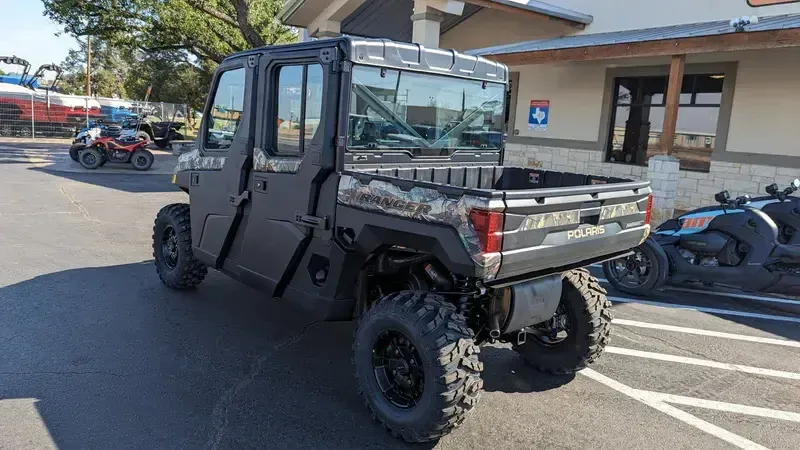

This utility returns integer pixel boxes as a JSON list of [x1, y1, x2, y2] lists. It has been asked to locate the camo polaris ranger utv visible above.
[[153, 37, 652, 442]]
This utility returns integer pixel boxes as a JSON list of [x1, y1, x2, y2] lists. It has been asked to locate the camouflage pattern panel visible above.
[[174, 149, 226, 173], [253, 148, 302, 173], [337, 174, 501, 280]]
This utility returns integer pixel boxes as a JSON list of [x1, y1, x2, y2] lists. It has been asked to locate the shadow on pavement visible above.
[[0, 261, 435, 449], [30, 167, 181, 193], [608, 288, 800, 342], [480, 346, 575, 393]]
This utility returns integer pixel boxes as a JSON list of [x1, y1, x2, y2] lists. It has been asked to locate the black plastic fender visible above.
[[644, 236, 671, 289]]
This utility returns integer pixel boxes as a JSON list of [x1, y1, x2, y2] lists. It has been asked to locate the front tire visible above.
[[131, 149, 154, 170], [353, 291, 483, 443], [153, 204, 207, 289], [78, 147, 104, 169], [513, 269, 612, 374]]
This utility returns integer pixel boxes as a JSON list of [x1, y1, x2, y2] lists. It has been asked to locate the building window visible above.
[[607, 74, 723, 172]]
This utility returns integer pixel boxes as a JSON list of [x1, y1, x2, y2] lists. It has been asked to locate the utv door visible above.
[[190, 57, 255, 267], [236, 46, 339, 295]]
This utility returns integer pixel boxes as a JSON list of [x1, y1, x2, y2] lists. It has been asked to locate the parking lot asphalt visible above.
[[1, 142, 799, 450]]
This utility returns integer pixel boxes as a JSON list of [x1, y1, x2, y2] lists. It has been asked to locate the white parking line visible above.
[[593, 276, 800, 307], [580, 368, 770, 450], [609, 296, 800, 324], [647, 392, 800, 423], [612, 319, 800, 348], [605, 346, 800, 381], [667, 286, 800, 307]]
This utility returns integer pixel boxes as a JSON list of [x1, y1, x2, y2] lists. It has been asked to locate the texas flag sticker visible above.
[[528, 100, 549, 130]]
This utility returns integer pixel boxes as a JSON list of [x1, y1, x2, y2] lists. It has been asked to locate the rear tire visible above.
[[131, 149, 154, 170], [69, 144, 84, 162], [602, 238, 666, 296], [513, 269, 612, 374], [78, 147, 104, 170], [353, 291, 483, 443], [153, 204, 207, 289]]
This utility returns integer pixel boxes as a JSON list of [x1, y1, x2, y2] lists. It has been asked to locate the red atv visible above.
[[77, 136, 155, 171]]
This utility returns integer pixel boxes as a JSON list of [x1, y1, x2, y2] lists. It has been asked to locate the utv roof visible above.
[[224, 36, 508, 83]]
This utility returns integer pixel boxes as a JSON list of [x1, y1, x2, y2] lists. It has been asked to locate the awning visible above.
[[469, 13, 800, 64], [279, 0, 593, 33]]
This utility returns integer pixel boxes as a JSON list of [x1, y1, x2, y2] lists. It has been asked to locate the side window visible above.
[[206, 67, 245, 150], [276, 66, 303, 155], [275, 63, 324, 155], [305, 65, 324, 144]]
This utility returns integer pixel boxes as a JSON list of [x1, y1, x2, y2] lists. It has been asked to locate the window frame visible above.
[[271, 62, 324, 157], [202, 63, 247, 153], [605, 70, 730, 172]]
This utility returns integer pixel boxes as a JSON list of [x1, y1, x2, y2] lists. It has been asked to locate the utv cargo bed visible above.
[[340, 165, 652, 281]]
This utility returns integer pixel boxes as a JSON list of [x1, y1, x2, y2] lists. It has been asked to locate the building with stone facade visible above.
[[280, 0, 800, 221]]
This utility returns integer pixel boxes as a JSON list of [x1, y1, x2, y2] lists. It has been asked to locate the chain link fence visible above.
[[0, 90, 188, 139]]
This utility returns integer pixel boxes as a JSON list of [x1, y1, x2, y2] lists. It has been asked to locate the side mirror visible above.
[[714, 190, 730, 204], [766, 183, 779, 196]]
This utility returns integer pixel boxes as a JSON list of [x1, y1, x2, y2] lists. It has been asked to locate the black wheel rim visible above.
[[83, 153, 97, 165], [527, 303, 571, 346], [372, 330, 425, 409], [161, 225, 178, 270], [608, 248, 653, 288], [135, 156, 148, 167]]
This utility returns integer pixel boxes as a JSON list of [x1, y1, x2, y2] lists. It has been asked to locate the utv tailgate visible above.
[[496, 182, 651, 280]]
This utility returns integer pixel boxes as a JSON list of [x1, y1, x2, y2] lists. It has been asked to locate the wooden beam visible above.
[[463, 0, 585, 28], [661, 55, 686, 156], [487, 28, 800, 65]]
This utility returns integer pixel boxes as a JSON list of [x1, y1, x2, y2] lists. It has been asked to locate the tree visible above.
[[42, 0, 296, 66], [57, 38, 130, 97], [0, 69, 5, 76]]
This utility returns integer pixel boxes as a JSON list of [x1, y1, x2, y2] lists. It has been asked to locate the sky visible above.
[[0, 0, 78, 75]]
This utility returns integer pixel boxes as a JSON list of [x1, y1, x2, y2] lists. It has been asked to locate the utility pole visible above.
[[86, 35, 92, 96]]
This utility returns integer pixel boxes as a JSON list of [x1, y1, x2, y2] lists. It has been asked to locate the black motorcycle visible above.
[[751, 180, 800, 245], [603, 185, 800, 297]]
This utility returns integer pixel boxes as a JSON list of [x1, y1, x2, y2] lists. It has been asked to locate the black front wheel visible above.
[[513, 269, 612, 374], [131, 149, 154, 171], [353, 291, 483, 443], [153, 204, 207, 289], [78, 147, 104, 170], [602, 238, 666, 296]]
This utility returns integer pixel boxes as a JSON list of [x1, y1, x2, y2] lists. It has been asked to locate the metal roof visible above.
[[469, 13, 800, 56]]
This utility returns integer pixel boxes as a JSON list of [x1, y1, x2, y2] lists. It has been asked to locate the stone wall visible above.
[[677, 162, 799, 210], [505, 143, 798, 213]]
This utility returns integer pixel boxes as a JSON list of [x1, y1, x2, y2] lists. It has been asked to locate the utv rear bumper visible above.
[[496, 224, 649, 280]]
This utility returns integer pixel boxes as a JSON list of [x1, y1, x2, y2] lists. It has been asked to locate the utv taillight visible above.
[[645, 194, 654, 225], [469, 209, 504, 253]]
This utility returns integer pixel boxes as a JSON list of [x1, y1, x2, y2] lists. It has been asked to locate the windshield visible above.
[[348, 65, 505, 156]]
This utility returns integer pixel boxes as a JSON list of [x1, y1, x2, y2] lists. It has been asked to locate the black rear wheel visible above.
[[153, 204, 207, 289], [354, 291, 483, 443], [513, 269, 612, 374], [602, 239, 664, 295]]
